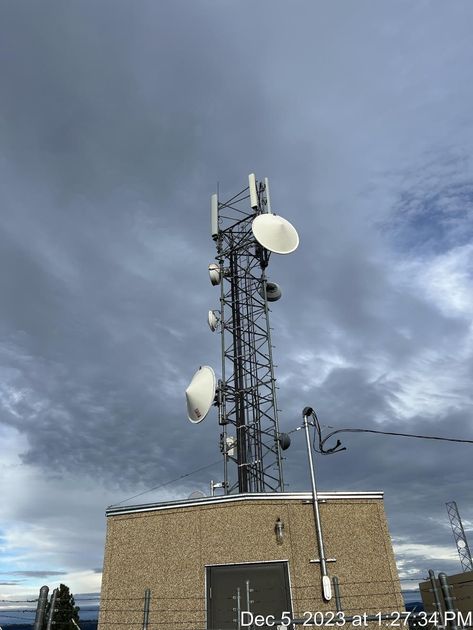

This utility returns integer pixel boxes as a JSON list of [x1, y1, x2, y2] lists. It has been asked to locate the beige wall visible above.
[[98, 496, 403, 629], [420, 570, 473, 616]]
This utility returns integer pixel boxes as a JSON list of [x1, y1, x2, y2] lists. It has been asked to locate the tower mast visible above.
[[186, 173, 298, 494], [215, 176, 283, 492], [446, 500, 473, 572]]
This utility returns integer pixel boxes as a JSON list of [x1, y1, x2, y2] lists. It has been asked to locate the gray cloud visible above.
[[0, 0, 472, 595], [10, 571, 67, 578], [0, 581, 21, 586]]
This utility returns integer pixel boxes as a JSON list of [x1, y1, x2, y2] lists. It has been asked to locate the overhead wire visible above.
[[0, 598, 38, 603], [306, 409, 473, 454], [109, 458, 222, 507], [109, 410, 472, 507]]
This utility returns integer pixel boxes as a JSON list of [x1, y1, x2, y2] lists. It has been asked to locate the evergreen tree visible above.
[[44, 583, 80, 629]]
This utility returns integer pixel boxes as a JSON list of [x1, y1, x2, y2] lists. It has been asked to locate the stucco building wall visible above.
[[98, 492, 403, 629]]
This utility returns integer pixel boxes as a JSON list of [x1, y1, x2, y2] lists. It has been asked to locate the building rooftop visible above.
[[106, 490, 384, 517]]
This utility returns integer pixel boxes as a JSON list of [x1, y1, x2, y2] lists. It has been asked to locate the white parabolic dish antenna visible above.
[[188, 490, 206, 499], [186, 365, 216, 424], [207, 310, 219, 332], [252, 213, 299, 255]]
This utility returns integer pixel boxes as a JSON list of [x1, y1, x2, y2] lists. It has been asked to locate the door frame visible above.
[[205, 559, 294, 629]]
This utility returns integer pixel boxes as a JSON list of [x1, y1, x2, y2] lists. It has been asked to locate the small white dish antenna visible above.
[[208, 263, 221, 286], [260, 281, 282, 302], [252, 214, 299, 255], [207, 310, 219, 332], [225, 436, 236, 457], [186, 365, 217, 423], [188, 490, 206, 500]]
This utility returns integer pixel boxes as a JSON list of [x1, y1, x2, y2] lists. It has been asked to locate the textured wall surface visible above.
[[98, 495, 403, 629], [420, 569, 473, 615]]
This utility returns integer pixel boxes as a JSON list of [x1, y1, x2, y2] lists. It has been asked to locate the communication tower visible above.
[[446, 501, 473, 572], [185, 174, 298, 494]]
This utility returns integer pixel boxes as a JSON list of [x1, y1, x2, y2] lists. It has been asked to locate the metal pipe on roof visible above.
[[142, 588, 151, 630], [46, 588, 57, 630], [33, 586, 49, 630], [302, 407, 332, 601]]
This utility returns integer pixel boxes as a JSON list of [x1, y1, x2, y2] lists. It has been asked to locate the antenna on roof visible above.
[[188, 490, 206, 500]]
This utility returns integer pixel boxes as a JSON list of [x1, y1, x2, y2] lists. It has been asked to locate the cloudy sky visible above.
[[1, 0, 472, 604]]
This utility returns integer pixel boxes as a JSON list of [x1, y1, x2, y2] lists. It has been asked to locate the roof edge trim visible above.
[[106, 491, 384, 517]]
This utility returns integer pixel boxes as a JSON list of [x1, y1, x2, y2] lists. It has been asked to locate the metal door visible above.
[[207, 561, 292, 629]]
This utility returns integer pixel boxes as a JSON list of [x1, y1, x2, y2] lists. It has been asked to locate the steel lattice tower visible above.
[[212, 176, 289, 494], [446, 501, 473, 572]]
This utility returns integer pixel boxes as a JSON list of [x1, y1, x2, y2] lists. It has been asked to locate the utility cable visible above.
[[108, 458, 222, 507], [109, 410, 472, 507], [318, 426, 473, 453], [0, 598, 38, 603], [306, 410, 473, 454]]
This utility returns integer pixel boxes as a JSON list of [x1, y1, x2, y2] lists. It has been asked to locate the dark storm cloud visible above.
[[384, 151, 473, 255], [0, 0, 272, 488], [1, 3, 206, 200], [0, 0, 333, 496], [0, 0, 472, 590]]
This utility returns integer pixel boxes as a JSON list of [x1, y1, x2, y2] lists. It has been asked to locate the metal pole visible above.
[[262, 268, 284, 491], [230, 249, 249, 493], [142, 588, 151, 630], [233, 587, 242, 630], [33, 585, 49, 630], [302, 408, 332, 601], [438, 573, 458, 630], [218, 255, 229, 495], [332, 577, 342, 612], [46, 588, 58, 630], [245, 579, 254, 629], [428, 569, 444, 627]]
